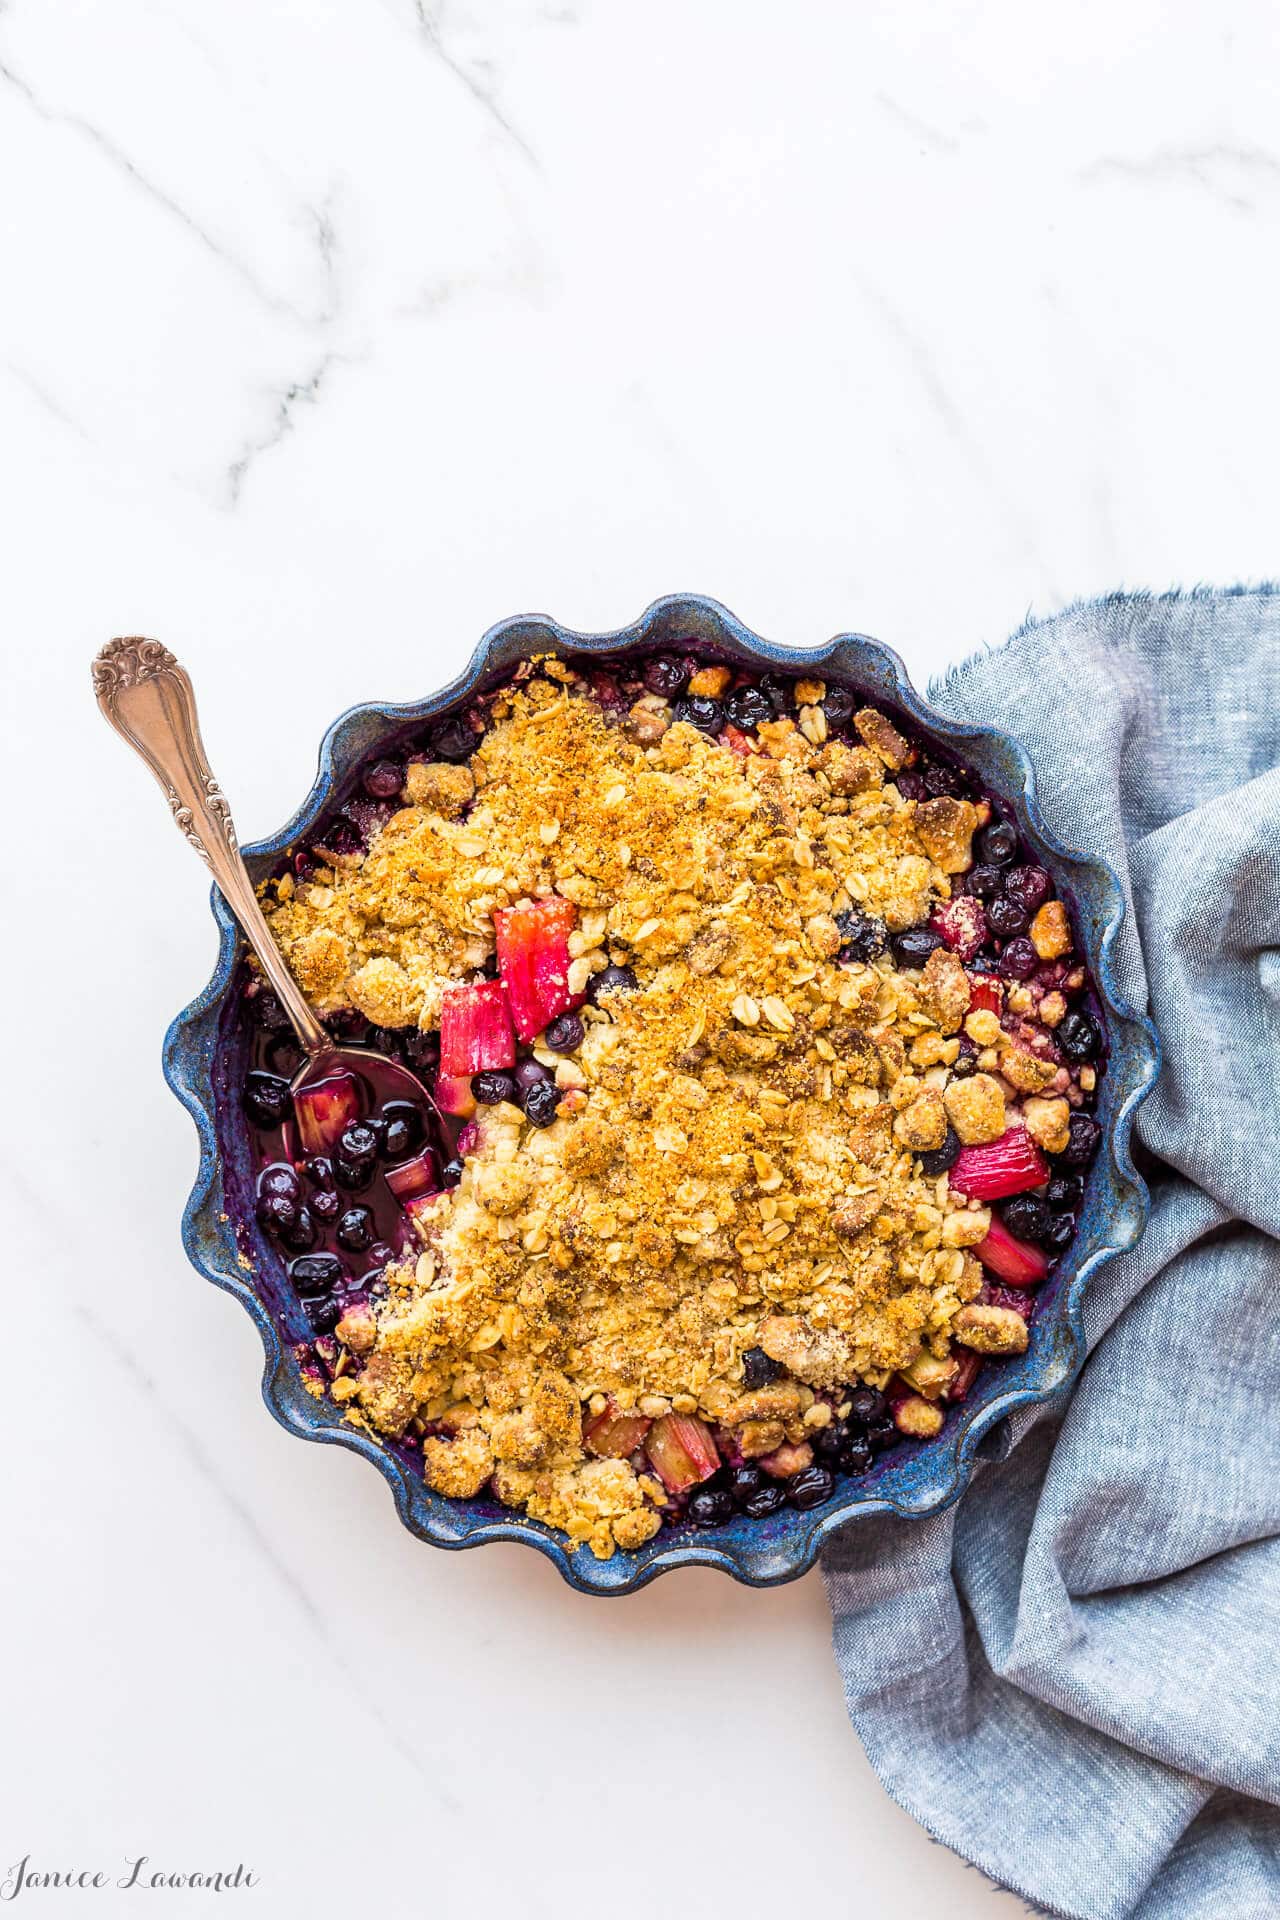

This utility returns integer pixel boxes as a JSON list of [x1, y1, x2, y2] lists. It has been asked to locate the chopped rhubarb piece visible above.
[[495, 896, 582, 1041], [585, 1403, 652, 1458], [974, 1215, 1049, 1287], [404, 1193, 441, 1244], [433, 1071, 478, 1120], [455, 1120, 479, 1157], [293, 1070, 361, 1155], [950, 1126, 1049, 1201], [644, 1413, 720, 1493], [385, 1148, 442, 1203], [931, 895, 988, 962], [722, 723, 758, 757], [438, 981, 516, 1076], [980, 1281, 1035, 1320], [944, 1351, 983, 1402], [966, 972, 1004, 1015]]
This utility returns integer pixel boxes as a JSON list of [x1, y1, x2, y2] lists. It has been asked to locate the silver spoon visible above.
[[92, 636, 443, 1183]]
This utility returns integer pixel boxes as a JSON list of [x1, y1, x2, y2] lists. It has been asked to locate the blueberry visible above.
[[729, 1464, 764, 1503], [986, 894, 1029, 938], [587, 964, 638, 1005], [923, 760, 965, 798], [1046, 1173, 1083, 1211], [442, 1157, 465, 1184], [1058, 1011, 1101, 1061], [336, 1206, 375, 1253], [543, 1010, 585, 1053], [918, 1127, 962, 1177], [430, 716, 476, 763], [338, 1123, 379, 1167], [368, 1026, 407, 1062], [787, 1465, 835, 1510], [472, 1069, 517, 1105], [304, 1155, 336, 1191], [979, 821, 1018, 866], [846, 1386, 886, 1426], [327, 1006, 370, 1044], [813, 1419, 849, 1459], [243, 1071, 291, 1129], [758, 673, 793, 715], [303, 1295, 343, 1335], [246, 986, 291, 1032], [334, 1155, 374, 1192], [1001, 1194, 1052, 1243], [1005, 866, 1052, 916], [834, 909, 887, 962], [643, 655, 690, 697], [952, 1035, 979, 1076], [322, 818, 363, 857], [380, 1100, 423, 1159], [741, 1346, 784, 1390], [688, 1487, 735, 1528], [890, 927, 944, 969], [840, 1437, 873, 1475], [255, 1193, 298, 1237], [522, 1080, 561, 1128], [403, 1029, 441, 1075], [514, 1059, 553, 1094], [362, 758, 404, 800], [311, 1188, 340, 1224], [364, 1241, 396, 1273], [968, 864, 1006, 900], [288, 1252, 346, 1297], [823, 685, 855, 726], [866, 1415, 899, 1453], [997, 937, 1038, 980], [894, 769, 930, 802], [1043, 1212, 1076, 1250], [672, 695, 725, 736], [265, 1034, 304, 1079], [1058, 1113, 1102, 1167], [281, 1206, 319, 1253], [742, 1483, 786, 1518], [724, 684, 774, 731], [258, 1162, 300, 1203]]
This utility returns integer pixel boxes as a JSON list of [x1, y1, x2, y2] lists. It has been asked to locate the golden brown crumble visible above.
[[261, 671, 1057, 1557]]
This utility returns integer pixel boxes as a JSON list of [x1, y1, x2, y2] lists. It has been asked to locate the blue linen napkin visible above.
[[822, 589, 1280, 1920]]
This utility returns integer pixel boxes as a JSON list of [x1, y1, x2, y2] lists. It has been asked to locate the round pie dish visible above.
[[164, 595, 1159, 1595]]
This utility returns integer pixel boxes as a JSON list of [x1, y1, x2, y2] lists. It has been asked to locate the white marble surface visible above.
[[4, 1, 1277, 1912]]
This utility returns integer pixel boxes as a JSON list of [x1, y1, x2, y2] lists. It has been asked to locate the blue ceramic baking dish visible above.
[[163, 595, 1159, 1595]]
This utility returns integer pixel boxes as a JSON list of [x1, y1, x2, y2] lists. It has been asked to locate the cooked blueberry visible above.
[[672, 695, 725, 735], [265, 1033, 304, 1079], [243, 1071, 291, 1128], [365, 1241, 396, 1272], [403, 1028, 441, 1074], [323, 818, 363, 857], [986, 893, 1030, 939], [758, 673, 793, 715], [587, 964, 638, 1004], [997, 937, 1038, 980], [866, 1415, 899, 1453], [258, 1162, 300, 1203], [362, 758, 405, 800], [742, 1483, 786, 1518], [1058, 1010, 1101, 1061], [1059, 1113, 1102, 1166], [688, 1487, 735, 1528], [1001, 1194, 1052, 1243], [724, 684, 774, 730], [643, 655, 690, 697], [380, 1100, 423, 1159], [336, 1206, 375, 1253], [813, 1419, 849, 1459], [338, 1123, 379, 1166], [979, 820, 1018, 865], [368, 1025, 407, 1061], [246, 986, 291, 1032], [823, 685, 855, 726], [1043, 1212, 1076, 1250], [288, 1252, 346, 1297], [893, 768, 930, 802], [1005, 866, 1052, 916], [951, 1035, 979, 1076], [890, 927, 944, 969], [923, 760, 965, 798], [834, 909, 887, 962], [729, 1464, 764, 1503], [281, 1206, 319, 1253], [742, 1346, 784, 1390], [327, 1006, 370, 1043], [256, 1193, 298, 1236], [513, 1059, 552, 1094], [968, 864, 1005, 900], [334, 1155, 374, 1191], [303, 1294, 343, 1335], [311, 1188, 340, 1224], [846, 1386, 886, 1426], [543, 1010, 585, 1053], [303, 1155, 336, 1191], [472, 1069, 516, 1105], [442, 1157, 465, 1184], [430, 716, 476, 763], [787, 1465, 835, 1510], [919, 1127, 962, 1177], [840, 1437, 873, 1475], [1046, 1173, 1083, 1211], [522, 1080, 561, 1127]]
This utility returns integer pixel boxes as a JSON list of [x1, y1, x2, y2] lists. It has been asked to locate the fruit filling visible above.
[[236, 651, 1105, 1559]]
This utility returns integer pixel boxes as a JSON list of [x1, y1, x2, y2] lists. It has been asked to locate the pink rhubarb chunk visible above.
[[950, 1126, 1049, 1201], [433, 1072, 478, 1120], [385, 1148, 442, 1203], [644, 1413, 720, 1493], [974, 1214, 1049, 1287], [293, 1070, 361, 1155], [584, 1404, 652, 1459], [495, 896, 582, 1042], [439, 981, 516, 1077]]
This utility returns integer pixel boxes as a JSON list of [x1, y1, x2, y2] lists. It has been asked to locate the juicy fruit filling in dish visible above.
[[239, 653, 1104, 1559]]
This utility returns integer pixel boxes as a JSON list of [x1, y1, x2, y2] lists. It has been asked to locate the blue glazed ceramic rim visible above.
[[163, 594, 1160, 1595]]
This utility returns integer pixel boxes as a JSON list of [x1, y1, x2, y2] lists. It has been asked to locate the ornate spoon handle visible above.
[[93, 636, 333, 1062]]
